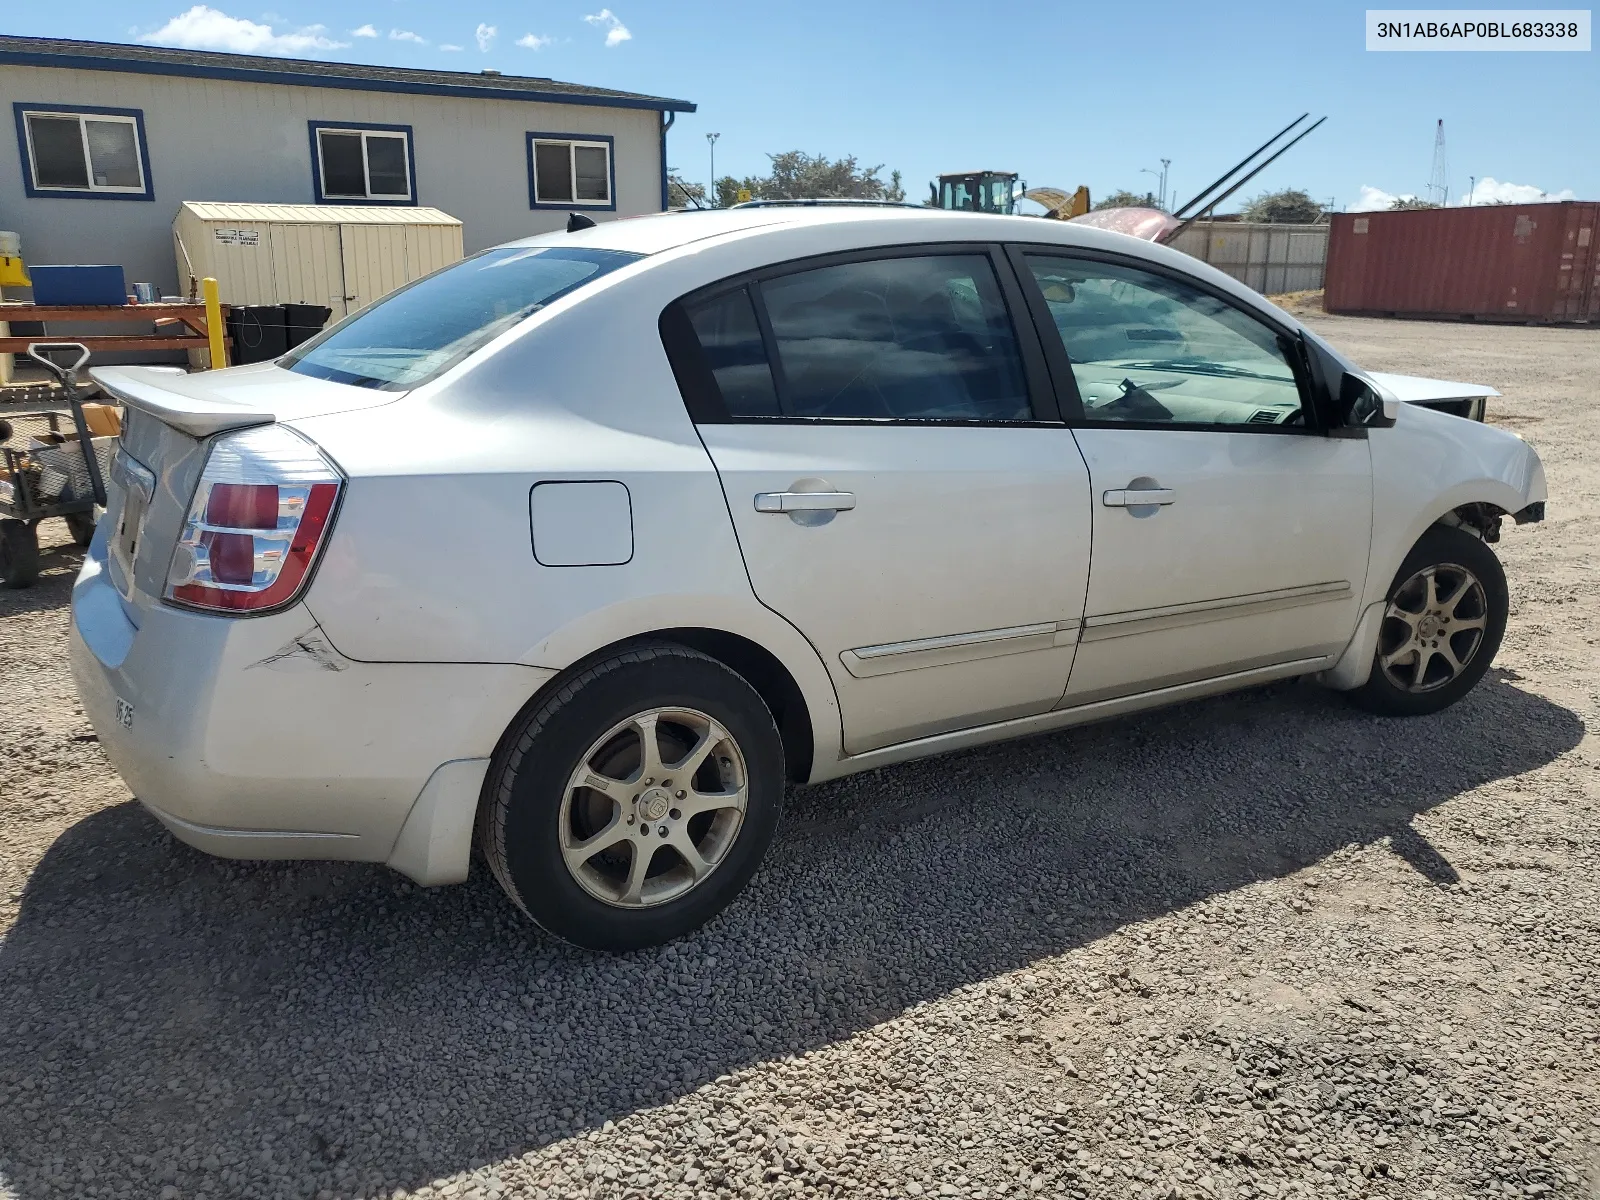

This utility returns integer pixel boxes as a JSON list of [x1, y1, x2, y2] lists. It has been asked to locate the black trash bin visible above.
[[225, 305, 288, 364], [283, 303, 334, 349]]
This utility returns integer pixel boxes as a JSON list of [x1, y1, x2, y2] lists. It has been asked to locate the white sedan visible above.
[[71, 207, 1546, 951]]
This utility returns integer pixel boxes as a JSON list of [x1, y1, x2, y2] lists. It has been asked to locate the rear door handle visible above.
[[754, 491, 856, 513], [1103, 487, 1176, 507]]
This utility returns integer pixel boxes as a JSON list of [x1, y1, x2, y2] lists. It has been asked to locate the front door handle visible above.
[[1103, 487, 1176, 507], [755, 491, 856, 513]]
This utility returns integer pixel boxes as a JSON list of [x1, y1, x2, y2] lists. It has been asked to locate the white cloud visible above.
[[390, 28, 425, 43], [141, 5, 348, 53], [1349, 185, 1419, 212], [439, 42, 463, 51], [350, 22, 377, 37], [1460, 176, 1577, 206], [1353, 178, 1581, 212], [583, 8, 631, 46], [474, 22, 496, 51], [516, 32, 552, 49]]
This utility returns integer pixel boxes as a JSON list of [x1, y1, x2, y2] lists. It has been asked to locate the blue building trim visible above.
[[0, 48, 697, 113], [11, 101, 155, 201], [659, 110, 676, 211], [526, 131, 617, 212]]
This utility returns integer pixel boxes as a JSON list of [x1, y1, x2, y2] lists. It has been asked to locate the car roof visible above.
[[503, 207, 1297, 331], [513, 206, 1123, 258]]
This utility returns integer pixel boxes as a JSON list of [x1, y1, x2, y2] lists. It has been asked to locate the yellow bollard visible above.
[[202, 276, 225, 369]]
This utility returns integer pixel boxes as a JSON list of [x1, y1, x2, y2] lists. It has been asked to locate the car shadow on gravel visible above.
[[0, 672, 1582, 1199], [0, 538, 83, 618]]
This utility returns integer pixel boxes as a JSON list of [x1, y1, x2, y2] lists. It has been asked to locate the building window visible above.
[[527, 133, 615, 209], [12, 103, 153, 201], [309, 122, 415, 204]]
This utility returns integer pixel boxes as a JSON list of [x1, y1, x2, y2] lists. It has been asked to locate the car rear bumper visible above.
[[69, 539, 554, 882]]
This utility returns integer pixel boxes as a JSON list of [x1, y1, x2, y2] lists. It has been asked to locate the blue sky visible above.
[[10, 0, 1596, 210]]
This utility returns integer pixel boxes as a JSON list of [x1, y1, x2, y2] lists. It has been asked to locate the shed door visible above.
[[267, 224, 346, 317], [340, 225, 409, 313]]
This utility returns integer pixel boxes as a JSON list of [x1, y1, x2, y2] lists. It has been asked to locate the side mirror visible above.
[[1339, 371, 1400, 428]]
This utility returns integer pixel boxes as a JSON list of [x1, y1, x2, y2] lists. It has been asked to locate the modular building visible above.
[[0, 35, 695, 300], [1325, 202, 1600, 324]]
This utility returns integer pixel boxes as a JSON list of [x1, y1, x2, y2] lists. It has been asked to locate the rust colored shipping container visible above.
[[1324, 201, 1600, 323]]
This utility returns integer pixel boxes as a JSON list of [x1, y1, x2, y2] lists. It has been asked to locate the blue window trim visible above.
[[12, 101, 154, 201], [526, 131, 616, 212], [308, 121, 417, 207], [0, 47, 695, 113]]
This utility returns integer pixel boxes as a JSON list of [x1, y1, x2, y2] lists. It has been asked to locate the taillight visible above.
[[165, 424, 343, 614]]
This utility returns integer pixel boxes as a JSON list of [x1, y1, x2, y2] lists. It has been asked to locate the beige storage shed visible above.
[[172, 202, 464, 319]]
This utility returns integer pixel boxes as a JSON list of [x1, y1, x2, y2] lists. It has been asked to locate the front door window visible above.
[[1025, 256, 1306, 427]]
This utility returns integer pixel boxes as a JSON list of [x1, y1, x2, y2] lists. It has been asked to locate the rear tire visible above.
[[65, 510, 97, 548], [476, 644, 785, 951], [1347, 525, 1507, 717], [0, 520, 40, 589]]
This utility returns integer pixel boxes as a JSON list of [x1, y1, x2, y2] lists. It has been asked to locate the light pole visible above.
[[706, 132, 720, 207], [1468, 175, 1475, 206], [1139, 167, 1159, 208], [1140, 159, 1172, 210]]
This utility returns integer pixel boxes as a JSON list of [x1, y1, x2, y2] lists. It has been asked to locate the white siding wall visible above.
[[0, 64, 666, 295]]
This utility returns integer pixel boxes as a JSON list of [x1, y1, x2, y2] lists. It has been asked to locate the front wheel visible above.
[[476, 644, 785, 951], [1347, 525, 1508, 716]]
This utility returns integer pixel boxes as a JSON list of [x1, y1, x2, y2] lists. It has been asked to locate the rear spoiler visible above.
[[90, 366, 275, 439]]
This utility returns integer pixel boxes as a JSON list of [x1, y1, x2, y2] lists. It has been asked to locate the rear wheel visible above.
[[0, 520, 40, 589], [1348, 525, 1507, 716], [476, 644, 785, 951]]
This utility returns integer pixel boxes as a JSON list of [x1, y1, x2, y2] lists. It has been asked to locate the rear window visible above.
[[282, 245, 641, 391]]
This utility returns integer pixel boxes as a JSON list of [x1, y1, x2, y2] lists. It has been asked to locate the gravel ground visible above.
[[2, 314, 1599, 1200]]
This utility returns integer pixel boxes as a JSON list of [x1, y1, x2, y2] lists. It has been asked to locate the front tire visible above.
[[1348, 525, 1508, 716], [476, 644, 785, 951]]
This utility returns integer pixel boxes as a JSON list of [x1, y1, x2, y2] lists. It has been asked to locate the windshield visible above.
[[282, 245, 642, 390]]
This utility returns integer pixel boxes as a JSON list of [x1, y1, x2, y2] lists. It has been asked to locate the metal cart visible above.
[[0, 343, 110, 588]]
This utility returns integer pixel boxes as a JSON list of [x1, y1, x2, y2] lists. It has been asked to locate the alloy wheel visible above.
[[1377, 562, 1489, 693], [558, 707, 748, 908]]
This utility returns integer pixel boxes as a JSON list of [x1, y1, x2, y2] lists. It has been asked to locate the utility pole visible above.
[[1468, 175, 1475, 206], [706, 132, 720, 207]]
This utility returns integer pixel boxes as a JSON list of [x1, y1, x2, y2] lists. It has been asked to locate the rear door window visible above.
[[666, 252, 1036, 423], [760, 254, 1031, 421], [682, 288, 780, 418]]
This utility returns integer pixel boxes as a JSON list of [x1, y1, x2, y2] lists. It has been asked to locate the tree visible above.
[[1241, 189, 1324, 223], [1093, 189, 1160, 211], [1388, 196, 1440, 211], [667, 173, 707, 208], [713, 151, 907, 206]]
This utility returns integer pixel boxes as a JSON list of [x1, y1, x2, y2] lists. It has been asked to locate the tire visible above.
[[65, 510, 98, 548], [1347, 524, 1508, 717], [476, 643, 785, 951], [0, 520, 41, 589]]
